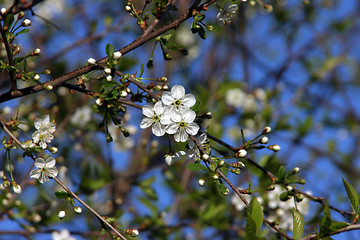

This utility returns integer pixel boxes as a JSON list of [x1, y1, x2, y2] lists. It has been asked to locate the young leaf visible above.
[[319, 204, 332, 237], [342, 178, 359, 213], [139, 64, 144, 78], [55, 191, 69, 199], [245, 213, 257, 240], [248, 197, 263, 233], [292, 208, 304, 239], [277, 165, 286, 183], [105, 43, 115, 61], [187, 163, 209, 172], [329, 221, 350, 231]]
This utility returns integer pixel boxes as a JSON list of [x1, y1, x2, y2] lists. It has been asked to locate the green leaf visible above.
[[245, 213, 257, 240], [105, 43, 115, 61], [15, 29, 29, 36], [186, 163, 209, 172], [248, 197, 263, 233], [139, 64, 144, 78], [197, 25, 207, 39], [55, 191, 69, 199], [4, 14, 14, 28], [292, 208, 304, 239], [277, 165, 286, 183], [190, 101, 200, 112], [342, 178, 359, 213], [319, 204, 332, 237], [329, 221, 350, 231]]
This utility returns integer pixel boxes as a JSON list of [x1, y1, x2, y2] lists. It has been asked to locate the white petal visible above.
[[142, 105, 154, 118], [43, 114, 50, 124], [174, 128, 188, 142], [161, 92, 174, 105], [30, 169, 41, 179], [199, 133, 207, 144], [153, 101, 165, 115], [39, 141, 47, 149], [140, 118, 154, 129], [165, 123, 179, 134], [170, 111, 183, 123], [186, 123, 200, 136], [152, 122, 166, 136], [160, 114, 172, 125], [34, 158, 45, 168], [182, 109, 196, 123], [34, 118, 42, 129], [165, 155, 174, 166], [45, 157, 56, 168], [182, 94, 196, 108], [47, 167, 58, 178], [228, 4, 238, 13], [217, 12, 224, 21], [188, 139, 195, 149], [171, 85, 185, 99]]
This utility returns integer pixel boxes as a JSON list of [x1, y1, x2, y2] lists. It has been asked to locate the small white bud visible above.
[[223, 187, 230, 196], [73, 206, 82, 214], [44, 84, 53, 90], [12, 183, 22, 194], [272, 144, 281, 152], [237, 149, 247, 158], [104, 68, 111, 74], [126, 87, 131, 93], [162, 85, 169, 91], [263, 126, 271, 134], [130, 229, 139, 237], [125, 5, 132, 12], [120, 91, 128, 97], [33, 48, 41, 55], [198, 179, 206, 186], [57, 210, 66, 219], [1, 8, 7, 15], [113, 51, 122, 59], [96, 98, 103, 106], [286, 185, 293, 192], [293, 167, 300, 174], [212, 174, 219, 180], [87, 57, 96, 65], [106, 75, 112, 82], [202, 154, 209, 161], [49, 146, 58, 153], [33, 74, 40, 80], [260, 136, 269, 144], [22, 19, 31, 27]]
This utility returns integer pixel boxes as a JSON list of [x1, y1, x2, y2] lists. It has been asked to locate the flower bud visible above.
[[295, 194, 304, 202], [73, 206, 82, 214], [263, 126, 271, 134], [33, 48, 41, 55], [266, 185, 276, 191], [87, 57, 96, 65], [18, 11, 25, 19], [113, 51, 122, 59], [57, 210, 66, 219], [12, 182, 22, 194], [298, 179, 306, 184], [104, 68, 111, 74], [159, 77, 167, 82], [44, 84, 53, 90], [162, 85, 169, 91], [49, 146, 58, 154], [106, 75, 112, 82], [198, 179, 206, 186], [33, 74, 40, 80], [237, 149, 247, 158], [286, 185, 293, 192], [223, 187, 230, 196], [120, 91, 128, 97], [3, 179, 11, 188], [272, 144, 281, 152], [96, 98, 103, 106], [21, 19, 31, 27], [260, 136, 269, 144], [218, 160, 225, 167], [205, 112, 212, 119], [1, 8, 7, 15], [292, 167, 300, 174], [212, 174, 219, 180], [202, 154, 209, 161], [125, 5, 132, 12]]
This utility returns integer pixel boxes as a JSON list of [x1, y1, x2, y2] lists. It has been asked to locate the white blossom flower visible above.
[[70, 106, 92, 127], [165, 109, 199, 142], [52, 229, 76, 240], [140, 101, 170, 136], [165, 151, 187, 166], [217, 3, 238, 24], [32, 115, 56, 149], [30, 157, 58, 183], [187, 133, 207, 160], [161, 85, 196, 113]]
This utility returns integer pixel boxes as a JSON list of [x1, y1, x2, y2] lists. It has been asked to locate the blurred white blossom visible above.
[[52, 229, 75, 240], [30, 157, 58, 183]]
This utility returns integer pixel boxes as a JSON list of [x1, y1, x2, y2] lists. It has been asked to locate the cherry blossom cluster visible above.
[[140, 85, 200, 142]]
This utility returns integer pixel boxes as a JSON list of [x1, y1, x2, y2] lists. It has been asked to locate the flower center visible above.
[[174, 99, 181, 106], [152, 115, 160, 121], [179, 121, 187, 127]]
